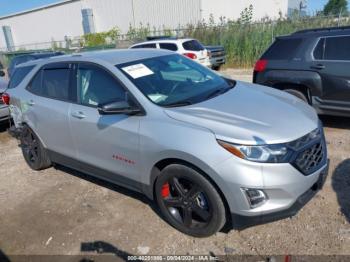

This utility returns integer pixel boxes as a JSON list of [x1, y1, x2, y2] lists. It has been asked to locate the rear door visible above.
[[24, 62, 76, 158], [68, 62, 141, 187], [311, 35, 350, 108]]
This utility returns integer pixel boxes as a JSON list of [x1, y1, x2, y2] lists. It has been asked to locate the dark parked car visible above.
[[7, 51, 64, 78], [253, 26, 350, 117]]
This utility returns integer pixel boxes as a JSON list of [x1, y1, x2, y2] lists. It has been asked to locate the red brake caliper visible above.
[[161, 182, 170, 198]]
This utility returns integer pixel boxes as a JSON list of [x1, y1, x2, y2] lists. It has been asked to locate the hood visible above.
[[0, 78, 8, 92], [164, 82, 319, 145]]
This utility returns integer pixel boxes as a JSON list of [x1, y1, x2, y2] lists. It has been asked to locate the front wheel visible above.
[[155, 164, 226, 237]]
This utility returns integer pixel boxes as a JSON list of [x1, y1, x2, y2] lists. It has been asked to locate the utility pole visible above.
[[338, 8, 343, 27], [131, 0, 136, 28]]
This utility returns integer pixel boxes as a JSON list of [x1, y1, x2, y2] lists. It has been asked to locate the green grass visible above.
[[182, 15, 350, 68]]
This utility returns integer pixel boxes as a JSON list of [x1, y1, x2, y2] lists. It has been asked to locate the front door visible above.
[[68, 62, 141, 188]]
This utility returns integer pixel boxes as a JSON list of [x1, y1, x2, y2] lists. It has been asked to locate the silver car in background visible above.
[[5, 49, 328, 237], [0, 77, 9, 122]]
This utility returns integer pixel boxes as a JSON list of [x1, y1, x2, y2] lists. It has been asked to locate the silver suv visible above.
[[5, 49, 328, 237]]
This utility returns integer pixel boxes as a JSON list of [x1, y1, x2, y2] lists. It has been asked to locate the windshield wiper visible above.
[[205, 81, 235, 100], [205, 87, 229, 100], [163, 101, 193, 108]]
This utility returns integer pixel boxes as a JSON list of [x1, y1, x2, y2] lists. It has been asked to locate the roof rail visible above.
[[294, 25, 350, 35], [146, 36, 177, 41]]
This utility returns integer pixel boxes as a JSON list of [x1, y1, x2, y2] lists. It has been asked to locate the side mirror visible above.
[[98, 100, 143, 115], [0, 70, 5, 77]]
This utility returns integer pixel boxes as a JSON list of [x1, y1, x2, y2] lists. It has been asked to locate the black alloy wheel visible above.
[[155, 164, 226, 237]]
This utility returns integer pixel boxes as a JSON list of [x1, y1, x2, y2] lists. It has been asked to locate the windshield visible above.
[[117, 54, 234, 107]]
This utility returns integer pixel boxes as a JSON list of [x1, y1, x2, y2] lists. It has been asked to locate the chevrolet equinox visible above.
[[3, 49, 329, 237]]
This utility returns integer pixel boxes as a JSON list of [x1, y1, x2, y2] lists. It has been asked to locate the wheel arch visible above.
[[272, 82, 312, 103], [20, 121, 48, 149], [146, 157, 232, 225]]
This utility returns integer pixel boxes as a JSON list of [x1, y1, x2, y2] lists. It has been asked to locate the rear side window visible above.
[[262, 38, 303, 60], [8, 65, 35, 89], [313, 38, 325, 60], [41, 68, 70, 101], [27, 64, 71, 101], [159, 43, 178, 51], [132, 43, 157, 49], [324, 36, 350, 61], [27, 70, 43, 95], [182, 40, 204, 51]]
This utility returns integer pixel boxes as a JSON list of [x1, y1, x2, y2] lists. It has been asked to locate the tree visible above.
[[323, 0, 348, 16]]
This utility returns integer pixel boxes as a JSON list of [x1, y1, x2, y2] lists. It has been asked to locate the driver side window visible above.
[[77, 64, 127, 107]]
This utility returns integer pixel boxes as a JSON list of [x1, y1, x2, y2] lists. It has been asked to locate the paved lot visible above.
[[0, 70, 349, 257]]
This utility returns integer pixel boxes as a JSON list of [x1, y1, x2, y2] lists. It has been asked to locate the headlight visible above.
[[217, 140, 292, 163]]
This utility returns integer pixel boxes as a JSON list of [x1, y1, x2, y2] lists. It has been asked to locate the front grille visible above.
[[211, 51, 225, 58], [294, 141, 325, 175]]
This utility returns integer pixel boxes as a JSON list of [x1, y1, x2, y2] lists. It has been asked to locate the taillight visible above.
[[2, 93, 10, 105], [183, 53, 197, 59], [254, 59, 268, 72]]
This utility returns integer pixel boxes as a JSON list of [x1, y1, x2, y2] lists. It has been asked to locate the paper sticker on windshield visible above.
[[122, 64, 154, 79]]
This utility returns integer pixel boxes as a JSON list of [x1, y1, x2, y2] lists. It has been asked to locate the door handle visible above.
[[71, 111, 86, 119], [27, 100, 35, 106], [310, 64, 325, 70]]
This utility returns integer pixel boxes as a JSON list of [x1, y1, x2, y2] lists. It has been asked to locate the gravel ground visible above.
[[0, 69, 349, 258]]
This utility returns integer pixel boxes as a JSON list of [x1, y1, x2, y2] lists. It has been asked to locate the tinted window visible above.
[[262, 38, 303, 60], [182, 40, 204, 51], [27, 70, 43, 95], [132, 43, 157, 49], [313, 38, 325, 60], [8, 65, 35, 89], [324, 36, 350, 61], [41, 67, 70, 100], [77, 64, 127, 107], [159, 43, 178, 51]]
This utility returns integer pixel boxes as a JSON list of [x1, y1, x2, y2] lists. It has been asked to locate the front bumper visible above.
[[231, 160, 329, 229], [210, 56, 226, 67]]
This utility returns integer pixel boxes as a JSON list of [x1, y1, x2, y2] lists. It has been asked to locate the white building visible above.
[[0, 0, 306, 51]]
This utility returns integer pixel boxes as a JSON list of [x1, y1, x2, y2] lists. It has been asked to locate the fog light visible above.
[[242, 188, 268, 208]]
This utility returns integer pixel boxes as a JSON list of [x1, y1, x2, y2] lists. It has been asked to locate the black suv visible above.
[[253, 26, 350, 117]]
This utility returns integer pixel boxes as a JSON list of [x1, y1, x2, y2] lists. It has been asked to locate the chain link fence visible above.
[[1, 14, 350, 68]]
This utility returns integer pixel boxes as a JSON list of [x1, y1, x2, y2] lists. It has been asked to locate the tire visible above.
[[155, 164, 226, 237], [20, 125, 52, 170], [212, 65, 221, 71], [284, 89, 309, 104]]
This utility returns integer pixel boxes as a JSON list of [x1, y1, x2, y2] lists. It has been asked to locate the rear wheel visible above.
[[20, 125, 51, 170], [155, 164, 226, 237], [284, 89, 309, 104]]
